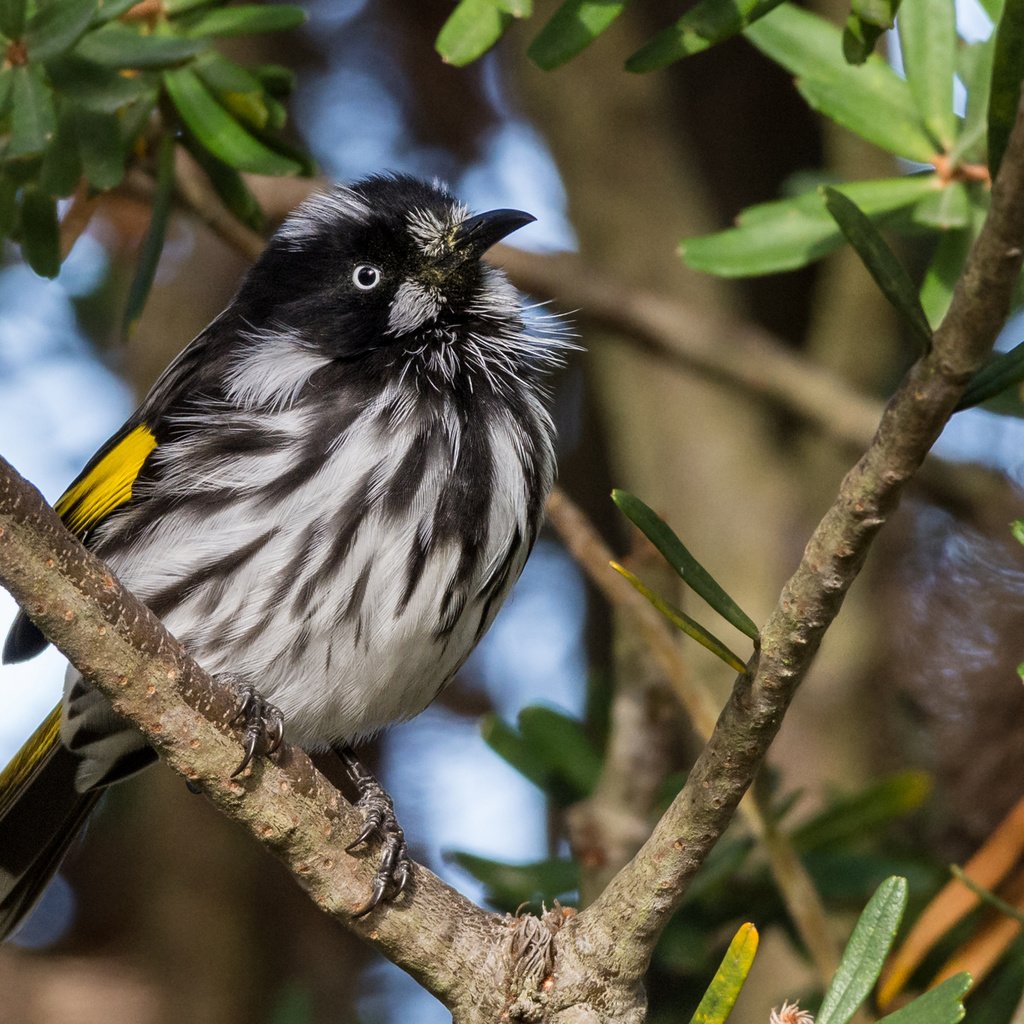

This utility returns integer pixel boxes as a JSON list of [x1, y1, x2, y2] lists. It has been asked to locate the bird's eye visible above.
[[352, 264, 382, 290]]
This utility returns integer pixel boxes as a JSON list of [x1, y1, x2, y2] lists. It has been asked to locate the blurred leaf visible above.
[[529, 0, 628, 70], [38, 104, 81, 195], [0, 66, 13, 119], [682, 174, 939, 276], [953, 37, 996, 164], [818, 876, 908, 1024], [94, 0, 144, 24], [74, 24, 206, 68], [842, 0, 900, 65], [436, 0, 513, 66], [688, 923, 759, 1024], [163, 65, 300, 174], [611, 562, 748, 673], [896, 0, 956, 148], [123, 133, 174, 336], [976, 0, 1005, 19], [957, 338, 1024, 410], [612, 489, 759, 640], [18, 186, 60, 278], [822, 186, 932, 345], [74, 106, 124, 189], [184, 136, 265, 231], [251, 63, 296, 98], [626, 0, 786, 72], [745, 5, 935, 162], [175, 4, 306, 37], [803, 851, 942, 906], [792, 771, 932, 853], [24, 0, 96, 62], [8, 64, 56, 158], [911, 180, 969, 228], [950, 864, 1024, 922], [0, 175, 17, 239], [497, 0, 532, 13], [1013, 519, 1024, 546], [193, 51, 268, 130], [988, 0, 1024, 176], [684, 837, 756, 905], [164, 0, 215, 12], [481, 713, 552, 793], [449, 852, 578, 909], [517, 706, 602, 798], [0, 0, 26, 39], [45, 55, 156, 113], [877, 973, 970, 1024]]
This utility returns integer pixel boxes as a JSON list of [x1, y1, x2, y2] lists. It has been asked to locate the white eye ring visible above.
[[352, 264, 381, 290]]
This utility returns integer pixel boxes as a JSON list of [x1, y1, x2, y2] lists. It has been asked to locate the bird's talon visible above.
[[221, 679, 285, 777]]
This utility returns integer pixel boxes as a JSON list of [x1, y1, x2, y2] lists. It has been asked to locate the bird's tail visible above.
[[0, 705, 100, 941]]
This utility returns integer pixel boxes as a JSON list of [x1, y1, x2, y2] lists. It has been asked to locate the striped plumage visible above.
[[0, 174, 570, 937]]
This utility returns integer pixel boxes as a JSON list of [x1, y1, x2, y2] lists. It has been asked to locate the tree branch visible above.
[[570, 91, 1024, 983]]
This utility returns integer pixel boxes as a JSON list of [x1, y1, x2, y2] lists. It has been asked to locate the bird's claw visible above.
[[228, 682, 284, 777], [339, 747, 412, 917]]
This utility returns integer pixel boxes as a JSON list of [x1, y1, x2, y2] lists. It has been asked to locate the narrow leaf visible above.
[[480, 713, 552, 792], [175, 4, 306, 38], [957, 338, 1024, 410], [18, 186, 60, 278], [896, 0, 957, 148], [626, 0, 785, 71], [8, 63, 56, 158], [251, 63, 296, 98], [911, 180, 969, 229], [683, 174, 940, 277], [74, 24, 206, 68], [0, 174, 17, 240], [38, 104, 82, 196], [74, 106, 125, 190], [817, 876, 908, 1024], [822, 186, 932, 345], [163, 66, 300, 175], [612, 489, 759, 640], [529, 0, 628, 70], [688, 923, 759, 1024], [23, 0, 96, 62], [45, 55, 157, 113], [0, 0, 26, 39], [745, 5, 935, 162], [448, 852, 578, 909], [94, 0, 144, 24], [436, 0, 513, 66], [952, 37, 996, 164], [877, 972, 970, 1024], [517, 706, 601, 799], [841, 11, 890, 66], [123, 134, 174, 336], [988, 0, 1024, 176], [183, 136, 265, 232], [496, 0, 532, 13], [1013, 519, 1024, 546], [611, 563, 748, 673], [193, 52, 269, 130]]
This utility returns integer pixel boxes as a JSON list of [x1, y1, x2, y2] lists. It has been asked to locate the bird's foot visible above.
[[225, 679, 284, 777], [337, 746, 411, 917]]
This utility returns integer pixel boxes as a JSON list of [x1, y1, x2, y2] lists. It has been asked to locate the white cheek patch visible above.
[[387, 279, 442, 337]]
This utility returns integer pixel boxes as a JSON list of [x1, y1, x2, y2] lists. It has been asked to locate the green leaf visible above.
[[0, 66, 13, 119], [0, 0, 26, 40], [18, 186, 60, 278], [611, 562, 748, 673], [841, 10, 890, 66], [38, 104, 82, 196], [448, 852, 578, 909], [44, 55, 157, 113], [94, 0, 145, 24], [1013, 519, 1024, 546], [688, 923, 759, 1024], [122, 133, 174, 336], [74, 23, 206, 68], [193, 51, 269, 130], [517, 706, 602, 799], [496, 0, 532, 13], [73, 106, 124, 189], [183, 136, 265, 231], [957, 338, 1024, 410], [436, 0, 513, 66], [612, 489, 759, 640], [953, 37, 996, 164], [529, 0, 628, 70], [175, 4, 306, 37], [682, 174, 940, 277], [24, 0, 96, 62], [163, 65, 300, 175], [911, 180, 969, 228], [896, 0, 956, 148], [988, 0, 1024, 176], [626, 0, 785, 71], [481, 713, 553, 793], [817, 877, 908, 1024], [822, 186, 932, 345], [251, 63, 296, 98], [745, 4, 935, 162], [877, 972, 970, 1024], [792, 771, 932, 853], [8, 63, 56, 158], [0, 174, 17, 240]]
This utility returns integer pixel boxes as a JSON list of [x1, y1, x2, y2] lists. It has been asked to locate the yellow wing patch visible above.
[[55, 425, 157, 536], [0, 704, 61, 818]]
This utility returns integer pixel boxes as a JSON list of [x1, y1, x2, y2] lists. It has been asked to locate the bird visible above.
[[0, 173, 571, 940]]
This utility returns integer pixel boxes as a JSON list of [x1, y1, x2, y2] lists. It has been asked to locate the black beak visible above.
[[453, 209, 536, 256]]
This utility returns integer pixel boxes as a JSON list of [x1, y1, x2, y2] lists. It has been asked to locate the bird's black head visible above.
[[234, 175, 536, 374]]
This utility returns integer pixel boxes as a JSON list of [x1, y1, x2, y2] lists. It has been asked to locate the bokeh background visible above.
[[1, 1, 1023, 1021]]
